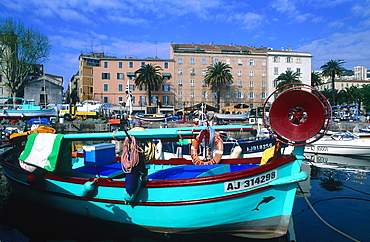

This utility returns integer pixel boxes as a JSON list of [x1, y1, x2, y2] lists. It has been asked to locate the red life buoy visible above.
[[190, 132, 224, 165]]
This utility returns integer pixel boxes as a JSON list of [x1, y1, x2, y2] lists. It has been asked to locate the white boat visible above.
[[304, 137, 370, 157], [0, 98, 57, 119], [214, 113, 249, 121], [135, 114, 171, 122]]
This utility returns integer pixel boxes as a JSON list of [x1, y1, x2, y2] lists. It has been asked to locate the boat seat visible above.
[[148, 164, 258, 180]]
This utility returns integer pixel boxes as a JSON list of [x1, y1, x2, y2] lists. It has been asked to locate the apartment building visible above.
[[354, 66, 367, 80], [170, 43, 312, 110], [78, 52, 175, 113]]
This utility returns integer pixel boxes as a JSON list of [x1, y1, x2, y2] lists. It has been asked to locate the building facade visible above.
[[78, 52, 175, 113], [170, 43, 312, 110], [354, 66, 367, 80]]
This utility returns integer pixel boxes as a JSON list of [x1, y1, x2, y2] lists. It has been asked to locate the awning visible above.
[[126, 72, 135, 76], [162, 73, 171, 77]]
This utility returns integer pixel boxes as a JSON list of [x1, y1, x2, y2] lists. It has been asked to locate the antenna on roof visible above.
[[155, 41, 158, 58]]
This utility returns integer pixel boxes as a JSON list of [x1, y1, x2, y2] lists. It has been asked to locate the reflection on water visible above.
[[291, 154, 370, 242], [0, 153, 369, 241]]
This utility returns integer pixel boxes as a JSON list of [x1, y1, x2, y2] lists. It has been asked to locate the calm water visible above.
[[0, 153, 369, 242]]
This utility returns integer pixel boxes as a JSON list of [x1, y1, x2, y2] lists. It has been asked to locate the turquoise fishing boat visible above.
[[0, 98, 57, 119], [0, 84, 331, 239]]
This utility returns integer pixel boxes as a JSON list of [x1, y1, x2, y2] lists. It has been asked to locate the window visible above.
[[118, 62, 123, 68], [202, 69, 206, 75], [238, 70, 242, 76], [286, 57, 293, 63], [190, 58, 195, 64], [190, 79, 195, 86], [296, 68, 301, 73], [129, 62, 134, 68], [249, 81, 254, 88], [202, 58, 206, 64], [141, 61, 146, 67], [190, 91, 195, 98], [104, 61, 108, 68], [178, 91, 182, 98], [274, 67, 279, 75], [260, 92, 267, 99], [202, 79, 207, 87], [273, 56, 280, 63], [214, 58, 219, 63], [139, 84, 146, 91], [117, 73, 124, 80], [262, 59, 266, 66], [164, 62, 169, 69], [139, 96, 146, 106], [248, 59, 255, 66], [162, 84, 170, 91], [178, 79, 183, 86], [118, 84, 123, 92], [190, 68, 195, 75], [262, 70, 266, 77], [238, 59, 242, 65], [249, 70, 254, 77], [296, 57, 301, 63], [118, 96, 123, 103], [287, 67, 291, 71], [151, 85, 158, 92], [102, 73, 110, 80], [226, 59, 230, 64], [212, 92, 217, 98], [151, 96, 158, 104], [103, 96, 108, 103], [178, 57, 183, 64], [103, 84, 109, 92], [129, 84, 135, 91], [235, 92, 244, 99], [262, 81, 266, 88], [202, 91, 208, 98], [226, 92, 231, 98], [163, 96, 169, 105], [178, 68, 183, 75], [237, 80, 242, 87], [248, 92, 255, 99]]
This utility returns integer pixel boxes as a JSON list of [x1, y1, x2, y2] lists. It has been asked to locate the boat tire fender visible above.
[[191, 133, 224, 165]]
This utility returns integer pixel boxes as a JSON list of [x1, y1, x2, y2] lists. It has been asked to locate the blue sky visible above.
[[1, 0, 369, 90]]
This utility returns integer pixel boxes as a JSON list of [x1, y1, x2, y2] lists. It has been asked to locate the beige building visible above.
[[170, 43, 312, 110], [170, 43, 268, 110], [78, 52, 175, 113]]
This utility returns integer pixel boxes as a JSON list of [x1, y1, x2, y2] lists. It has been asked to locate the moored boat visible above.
[[0, 84, 331, 239], [0, 98, 57, 119]]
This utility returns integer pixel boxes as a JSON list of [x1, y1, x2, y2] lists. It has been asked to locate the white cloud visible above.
[[296, 30, 370, 70]]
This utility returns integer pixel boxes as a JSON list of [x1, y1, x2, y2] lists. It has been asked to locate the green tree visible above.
[[274, 70, 301, 91], [0, 18, 51, 101], [204, 62, 233, 112], [320, 59, 345, 105], [134, 63, 164, 106], [311, 71, 323, 87], [361, 84, 370, 114]]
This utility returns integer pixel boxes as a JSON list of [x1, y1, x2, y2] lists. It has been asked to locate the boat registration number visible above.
[[224, 170, 277, 193]]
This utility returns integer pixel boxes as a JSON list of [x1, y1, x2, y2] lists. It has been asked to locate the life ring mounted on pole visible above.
[[190, 130, 224, 165]]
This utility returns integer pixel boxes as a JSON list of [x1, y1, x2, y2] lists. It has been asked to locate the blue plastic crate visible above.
[[83, 143, 116, 167]]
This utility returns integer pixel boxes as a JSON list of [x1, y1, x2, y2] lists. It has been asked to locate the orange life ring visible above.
[[190, 132, 224, 165]]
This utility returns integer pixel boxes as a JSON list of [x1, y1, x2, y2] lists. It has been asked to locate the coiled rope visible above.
[[298, 184, 360, 242], [121, 135, 143, 173]]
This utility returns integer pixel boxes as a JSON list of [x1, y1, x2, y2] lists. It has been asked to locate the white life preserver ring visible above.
[[190, 132, 224, 165]]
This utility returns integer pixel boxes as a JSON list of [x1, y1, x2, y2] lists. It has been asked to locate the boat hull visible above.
[[1, 153, 306, 239], [304, 139, 370, 157], [0, 109, 57, 118]]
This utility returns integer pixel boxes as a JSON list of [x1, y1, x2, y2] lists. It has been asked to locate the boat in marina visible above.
[[135, 113, 172, 122], [304, 132, 370, 157], [213, 113, 249, 121], [0, 84, 331, 239], [0, 98, 57, 119]]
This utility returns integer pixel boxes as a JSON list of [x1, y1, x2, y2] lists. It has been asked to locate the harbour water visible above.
[[0, 153, 369, 242]]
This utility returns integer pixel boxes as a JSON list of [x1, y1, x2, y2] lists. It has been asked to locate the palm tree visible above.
[[311, 71, 323, 87], [320, 59, 345, 105], [204, 62, 233, 112], [274, 70, 301, 91], [134, 64, 164, 106]]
